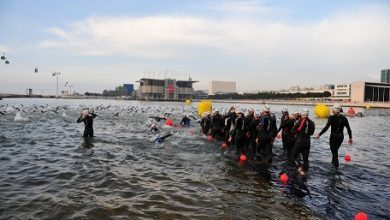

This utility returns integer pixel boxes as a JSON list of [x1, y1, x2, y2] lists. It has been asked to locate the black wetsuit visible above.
[[200, 116, 211, 135], [249, 117, 260, 159], [77, 113, 97, 137], [180, 116, 191, 126], [210, 113, 224, 138], [223, 112, 237, 145], [318, 114, 352, 168], [257, 113, 277, 162], [290, 118, 315, 171], [232, 114, 247, 154], [149, 116, 166, 122], [277, 114, 295, 155], [155, 133, 173, 144]]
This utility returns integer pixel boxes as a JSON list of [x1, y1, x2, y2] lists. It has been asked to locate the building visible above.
[[137, 78, 197, 100], [351, 81, 390, 103], [209, 81, 236, 95], [333, 84, 351, 100], [381, 69, 390, 83], [123, 84, 134, 95], [194, 90, 208, 99]]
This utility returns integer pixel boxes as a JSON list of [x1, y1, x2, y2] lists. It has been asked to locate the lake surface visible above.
[[0, 98, 389, 219]]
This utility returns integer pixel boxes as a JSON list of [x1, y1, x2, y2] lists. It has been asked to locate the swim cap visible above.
[[82, 110, 89, 116], [235, 108, 242, 114], [333, 103, 341, 112], [263, 105, 270, 112], [281, 107, 288, 113], [301, 108, 309, 116]]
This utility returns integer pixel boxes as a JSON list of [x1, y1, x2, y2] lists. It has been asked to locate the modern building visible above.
[[333, 84, 351, 100], [381, 69, 390, 83], [209, 80, 236, 95], [137, 77, 197, 100], [351, 81, 390, 103], [194, 90, 208, 99], [123, 84, 134, 95]]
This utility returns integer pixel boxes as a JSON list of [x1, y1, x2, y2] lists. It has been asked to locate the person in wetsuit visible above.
[[316, 104, 353, 168], [229, 108, 247, 154], [180, 114, 191, 127], [77, 109, 97, 137], [248, 112, 261, 159], [290, 108, 315, 172], [256, 105, 277, 163], [154, 133, 173, 144], [200, 112, 211, 135], [223, 106, 237, 147], [209, 109, 224, 139], [277, 107, 295, 154]]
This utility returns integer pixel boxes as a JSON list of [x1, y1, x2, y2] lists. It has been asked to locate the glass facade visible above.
[[381, 69, 390, 83]]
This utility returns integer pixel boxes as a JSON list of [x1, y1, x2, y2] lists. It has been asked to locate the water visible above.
[[0, 98, 389, 219]]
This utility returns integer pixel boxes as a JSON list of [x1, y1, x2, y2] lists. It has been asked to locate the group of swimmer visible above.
[[77, 103, 353, 175], [197, 104, 352, 174]]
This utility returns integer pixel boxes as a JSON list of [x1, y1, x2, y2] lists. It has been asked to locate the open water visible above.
[[0, 98, 389, 219]]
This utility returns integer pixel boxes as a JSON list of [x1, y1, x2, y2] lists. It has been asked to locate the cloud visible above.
[[213, 0, 272, 13]]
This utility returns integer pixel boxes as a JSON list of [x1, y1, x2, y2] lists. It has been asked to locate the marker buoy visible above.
[[165, 119, 173, 126], [354, 212, 368, 220], [277, 133, 282, 139], [314, 104, 330, 118], [280, 173, 289, 183], [345, 154, 351, 162], [221, 142, 228, 149], [207, 135, 213, 141], [239, 154, 247, 162]]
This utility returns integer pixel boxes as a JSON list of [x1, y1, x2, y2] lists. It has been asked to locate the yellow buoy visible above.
[[185, 99, 191, 106], [366, 105, 371, 109], [314, 104, 330, 118], [198, 100, 212, 116]]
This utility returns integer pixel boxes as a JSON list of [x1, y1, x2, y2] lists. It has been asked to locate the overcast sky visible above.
[[0, 0, 389, 95]]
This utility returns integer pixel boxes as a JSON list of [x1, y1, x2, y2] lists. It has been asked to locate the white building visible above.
[[209, 81, 236, 95]]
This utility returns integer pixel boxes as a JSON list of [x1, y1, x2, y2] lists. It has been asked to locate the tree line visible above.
[[208, 91, 332, 100]]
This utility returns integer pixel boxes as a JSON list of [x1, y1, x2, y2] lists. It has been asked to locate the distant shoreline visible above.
[[2, 96, 390, 108]]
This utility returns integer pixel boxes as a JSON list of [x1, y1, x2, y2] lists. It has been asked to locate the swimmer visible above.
[[77, 109, 97, 137], [154, 133, 173, 144]]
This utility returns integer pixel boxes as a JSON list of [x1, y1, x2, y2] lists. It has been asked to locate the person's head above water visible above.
[[82, 109, 89, 117], [281, 107, 288, 114], [301, 108, 309, 118], [332, 103, 342, 114], [263, 105, 270, 114]]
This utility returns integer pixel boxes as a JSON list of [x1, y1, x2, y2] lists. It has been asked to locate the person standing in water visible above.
[[290, 108, 315, 173], [316, 104, 353, 168], [77, 109, 97, 137]]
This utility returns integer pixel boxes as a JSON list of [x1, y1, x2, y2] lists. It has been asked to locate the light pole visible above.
[[52, 72, 61, 100]]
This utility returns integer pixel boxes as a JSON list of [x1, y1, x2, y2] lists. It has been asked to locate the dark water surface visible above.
[[0, 98, 389, 219]]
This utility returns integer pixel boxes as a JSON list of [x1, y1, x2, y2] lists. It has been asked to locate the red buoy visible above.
[[345, 154, 351, 162], [280, 173, 289, 183], [221, 143, 228, 149], [207, 135, 213, 141], [354, 212, 368, 220], [277, 133, 282, 139], [165, 119, 173, 126], [239, 154, 247, 162]]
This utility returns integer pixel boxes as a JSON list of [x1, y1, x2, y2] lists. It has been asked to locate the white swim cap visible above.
[[263, 105, 270, 112], [301, 108, 309, 116], [281, 107, 288, 112]]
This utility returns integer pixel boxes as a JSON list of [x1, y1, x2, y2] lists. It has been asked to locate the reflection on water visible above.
[[0, 98, 389, 219]]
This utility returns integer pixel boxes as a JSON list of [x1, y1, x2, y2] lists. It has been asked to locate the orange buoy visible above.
[[277, 133, 282, 139], [165, 119, 173, 126], [221, 142, 228, 149], [354, 212, 368, 220], [348, 107, 356, 116], [345, 154, 351, 162], [239, 154, 247, 162], [280, 173, 289, 183], [207, 135, 213, 141]]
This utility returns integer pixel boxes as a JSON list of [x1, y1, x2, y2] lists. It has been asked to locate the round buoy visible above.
[[185, 99, 191, 106], [221, 143, 228, 149], [198, 100, 212, 116], [354, 212, 368, 220], [239, 154, 247, 162], [280, 173, 289, 183], [277, 133, 282, 139], [166, 119, 173, 126], [207, 135, 213, 141], [345, 154, 351, 162], [314, 104, 330, 118]]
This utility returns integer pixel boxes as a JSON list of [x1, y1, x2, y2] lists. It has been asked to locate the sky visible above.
[[0, 0, 389, 95]]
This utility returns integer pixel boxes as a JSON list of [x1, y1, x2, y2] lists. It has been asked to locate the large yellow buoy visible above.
[[366, 105, 371, 109], [185, 99, 191, 106], [314, 104, 330, 118], [198, 100, 212, 116]]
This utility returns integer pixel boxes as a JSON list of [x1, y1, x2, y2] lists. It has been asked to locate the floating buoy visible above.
[[185, 99, 191, 106], [366, 105, 371, 109], [354, 212, 368, 220], [277, 133, 282, 139], [239, 154, 247, 162], [165, 119, 173, 126], [221, 142, 228, 149], [348, 107, 356, 116], [198, 100, 212, 116], [345, 154, 351, 162], [314, 104, 330, 118], [207, 135, 213, 141], [280, 173, 289, 183]]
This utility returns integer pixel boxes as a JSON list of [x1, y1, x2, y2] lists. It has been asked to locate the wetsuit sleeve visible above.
[[309, 120, 315, 135], [77, 115, 84, 123], [345, 118, 352, 139], [319, 116, 331, 136], [277, 116, 284, 133], [271, 116, 278, 138], [291, 119, 300, 135], [91, 113, 97, 119]]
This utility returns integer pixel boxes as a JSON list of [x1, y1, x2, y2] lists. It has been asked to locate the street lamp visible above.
[[52, 72, 61, 100]]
